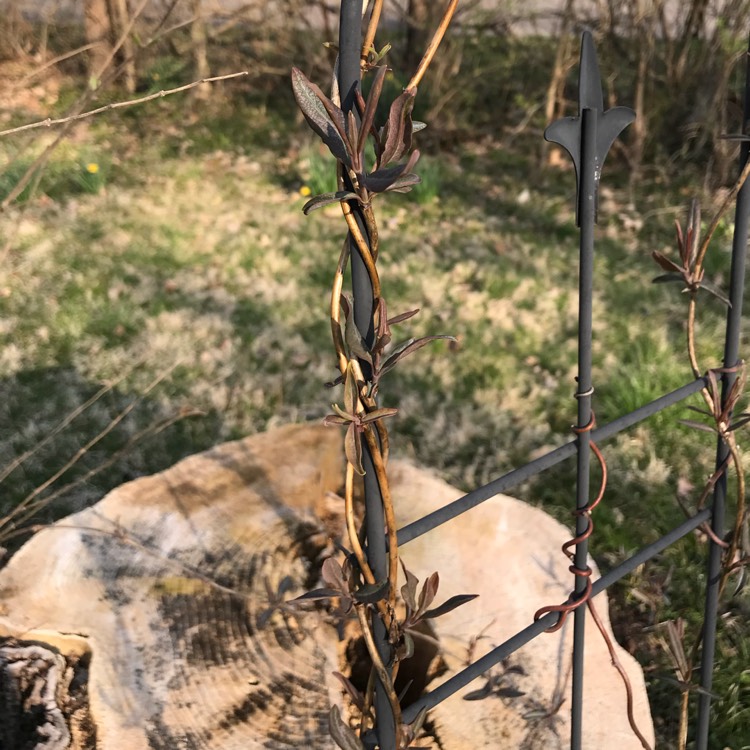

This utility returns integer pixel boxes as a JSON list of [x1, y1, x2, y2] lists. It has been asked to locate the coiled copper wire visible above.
[[533, 412, 607, 633]]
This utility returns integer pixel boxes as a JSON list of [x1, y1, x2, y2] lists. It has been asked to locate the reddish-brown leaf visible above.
[[380, 89, 416, 166]]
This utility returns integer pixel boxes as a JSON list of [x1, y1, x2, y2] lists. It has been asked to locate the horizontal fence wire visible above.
[[397, 377, 707, 546], [401, 506, 713, 724]]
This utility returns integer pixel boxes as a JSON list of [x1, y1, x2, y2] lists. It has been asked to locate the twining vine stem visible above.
[[291, 2, 462, 748]]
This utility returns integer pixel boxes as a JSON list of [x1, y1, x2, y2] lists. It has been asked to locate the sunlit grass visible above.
[[0, 93, 748, 748]]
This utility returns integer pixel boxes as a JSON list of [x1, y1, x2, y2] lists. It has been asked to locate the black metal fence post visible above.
[[311, 21, 748, 749], [338, 3, 396, 748], [570, 103, 596, 750], [543, 32, 634, 748], [694, 34, 750, 750]]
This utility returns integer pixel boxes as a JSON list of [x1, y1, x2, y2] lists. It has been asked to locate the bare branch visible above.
[[0, 72, 249, 138], [0, 363, 140, 485], [9, 43, 98, 92], [0, 363, 183, 534], [406, 0, 460, 92]]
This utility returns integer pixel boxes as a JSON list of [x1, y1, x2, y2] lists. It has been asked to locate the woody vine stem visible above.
[[651, 72, 750, 745], [290, 2, 472, 749]]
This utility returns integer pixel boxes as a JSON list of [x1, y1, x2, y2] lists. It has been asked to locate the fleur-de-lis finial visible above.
[[545, 31, 635, 225]]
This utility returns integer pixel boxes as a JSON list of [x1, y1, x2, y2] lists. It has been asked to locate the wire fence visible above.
[[339, 14, 750, 750]]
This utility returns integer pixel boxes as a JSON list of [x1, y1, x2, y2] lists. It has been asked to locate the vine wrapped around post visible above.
[[289, 3, 477, 749]]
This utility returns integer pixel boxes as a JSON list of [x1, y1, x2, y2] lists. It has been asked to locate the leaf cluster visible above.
[[288, 556, 390, 614], [681, 365, 748, 436], [328, 703, 428, 750], [651, 200, 730, 306], [324, 361, 398, 475], [397, 563, 478, 662], [291, 66, 423, 214], [334, 296, 455, 396], [325, 300, 454, 474]]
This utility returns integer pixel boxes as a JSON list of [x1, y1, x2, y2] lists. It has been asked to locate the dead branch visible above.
[[0, 72, 249, 138]]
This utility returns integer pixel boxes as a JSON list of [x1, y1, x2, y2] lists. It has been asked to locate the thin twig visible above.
[[355, 603, 402, 745], [0, 73, 249, 138], [0, 0, 150, 208], [5, 521, 246, 599], [364, 426, 398, 611], [0, 364, 181, 533], [587, 599, 653, 750], [406, 0, 460, 92], [0, 407, 203, 538], [694, 157, 750, 274], [361, 0, 385, 64], [341, 201, 381, 299], [10, 43, 98, 91], [345, 462, 376, 585], [331, 238, 351, 375], [719, 435, 746, 597]]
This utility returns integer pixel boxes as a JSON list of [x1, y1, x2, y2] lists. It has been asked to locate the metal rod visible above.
[[401, 507, 712, 725], [695, 34, 750, 749], [571, 106, 598, 749], [339, 3, 396, 748], [396, 377, 706, 546]]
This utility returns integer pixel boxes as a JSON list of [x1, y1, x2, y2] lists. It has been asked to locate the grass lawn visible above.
[[1, 60, 749, 747]]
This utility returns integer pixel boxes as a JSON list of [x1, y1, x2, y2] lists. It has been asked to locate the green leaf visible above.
[[332, 672, 365, 711], [699, 278, 731, 307], [678, 419, 717, 434], [366, 151, 421, 193], [353, 578, 390, 604], [408, 706, 428, 738], [401, 631, 415, 660], [685, 405, 712, 416], [361, 163, 407, 193], [729, 414, 750, 431], [344, 363, 361, 416], [496, 687, 526, 698], [329, 705, 366, 750], [372, 42, 392, 63], [685, 199, 701, 266], [346, 109, 360, 164], [464, 683, 493, 701], [388, 308, 420, 326], [372, 297, 392, 354], [291, 67, 351, 166], [322, 557, 347, 592], [277, 576, 295, 597], [324, 410, 351, 427], [303, 191, 359, 215], [330, 404, 355, 421]]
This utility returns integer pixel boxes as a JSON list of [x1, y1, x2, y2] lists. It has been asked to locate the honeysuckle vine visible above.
[[288, 3, 472, 749], [650, 162, 750, 749]]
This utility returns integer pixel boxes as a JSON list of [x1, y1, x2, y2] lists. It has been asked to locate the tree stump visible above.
[[0, 424, 654, 749]]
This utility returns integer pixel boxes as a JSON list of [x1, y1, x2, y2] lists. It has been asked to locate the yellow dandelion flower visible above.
[[299, 185, 312, 197], [86, 162, 100, 174]]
